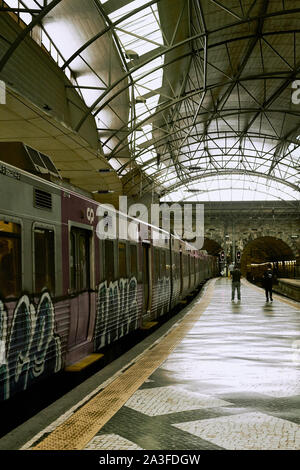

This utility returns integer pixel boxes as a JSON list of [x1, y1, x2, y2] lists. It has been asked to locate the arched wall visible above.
[[240, 236, 297, 278]]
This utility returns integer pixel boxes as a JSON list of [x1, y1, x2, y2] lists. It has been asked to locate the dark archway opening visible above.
[[203, 238, 223, 256], [202, 238, 223, 276], [241, 236, 296, 285]]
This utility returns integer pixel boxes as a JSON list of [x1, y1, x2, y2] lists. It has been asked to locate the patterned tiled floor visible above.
[[125, 385, 231, 416], [85, 435, 143, 450], [173, 412, 300, 450], [84, 279, 300, 450]]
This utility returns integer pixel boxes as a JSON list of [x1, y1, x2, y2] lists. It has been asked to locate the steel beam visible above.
[[0, 0, 63, 73]]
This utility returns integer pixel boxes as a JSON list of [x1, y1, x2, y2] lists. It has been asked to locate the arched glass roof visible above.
[[160, 174, 300, 202], [3, 0, 300, 202]]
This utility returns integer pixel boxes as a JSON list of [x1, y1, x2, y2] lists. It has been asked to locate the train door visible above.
[[69, 227, 92, 345], [192, 256, 196, 288], [142, 243, 151, 314]]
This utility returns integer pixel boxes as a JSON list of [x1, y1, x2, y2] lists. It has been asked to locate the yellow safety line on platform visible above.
[[32, 279, 216, 451], [242, 279, 300, 310]]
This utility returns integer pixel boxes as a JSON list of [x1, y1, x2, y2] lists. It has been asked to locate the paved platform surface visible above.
[[278, 278, 300, 287], [24, 278, 300, 450]]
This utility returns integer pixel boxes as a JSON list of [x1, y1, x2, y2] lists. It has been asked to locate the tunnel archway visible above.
[[202, 238, 223, 256], [241, 236, 297, 281]]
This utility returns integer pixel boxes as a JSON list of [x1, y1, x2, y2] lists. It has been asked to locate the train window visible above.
[[130, 245, 138, 278], [104, 239, 114, 283], [34, 227, 55, 294], [0, 221, 21, 298], [70, 227, 91, 292], [119, 242, 127, 279]]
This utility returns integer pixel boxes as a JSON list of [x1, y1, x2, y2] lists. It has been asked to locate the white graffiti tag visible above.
[[94, 277, 139, 350], [0, 293, 62, 401], [155, 277, 171, 317]]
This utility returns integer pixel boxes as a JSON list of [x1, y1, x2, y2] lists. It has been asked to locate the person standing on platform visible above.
[[263, 263, 273, 302], [231, 263, 241, 301]]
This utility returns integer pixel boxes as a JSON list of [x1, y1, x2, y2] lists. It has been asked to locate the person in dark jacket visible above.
[[231, 263, 241, 301], [263, 263, 273, 302]]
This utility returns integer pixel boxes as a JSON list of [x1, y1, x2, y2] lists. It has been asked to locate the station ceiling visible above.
[[2, 0, 300, 202]]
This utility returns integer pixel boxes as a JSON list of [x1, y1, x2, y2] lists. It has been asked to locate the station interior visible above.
[[0, 0, 299, 453]]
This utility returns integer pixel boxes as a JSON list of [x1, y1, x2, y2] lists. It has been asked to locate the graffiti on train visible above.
[[155, 277, 171, 316], [0, 292, 62, 400], [94, 277, 139, 350]]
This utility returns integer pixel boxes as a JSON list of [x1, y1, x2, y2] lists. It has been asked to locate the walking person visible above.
[[231, 263, 241, 301], [263, 263, 273, 302]]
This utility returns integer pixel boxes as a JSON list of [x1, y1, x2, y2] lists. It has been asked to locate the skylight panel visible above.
[[289, 146, 300, 160], [246, 149, 257, 157], [161, 170, 178, 186], [136, 71, 163, 90], [136, 134, 152, 146], [21, 0, 41, 8], [109, 158, 122, 171], [120, 14, 159, 38], [144, 166, 156, 175], [135, 124, 153, 143], [136, 150, 155, 164], [107, 0, 148, 21], [162, 174, 299, 201], [224, 160, 238, 169], [4, 0, 18, 7], [134, 104, 151, 122], [106, 1, 163, 170], [144, 95, 159, 107], [20, 12, 32, 24], [133, 57, 164, 79]]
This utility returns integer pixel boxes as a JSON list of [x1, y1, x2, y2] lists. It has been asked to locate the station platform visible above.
[[3, 278, 300, 451], [274, 278, 300, 302]]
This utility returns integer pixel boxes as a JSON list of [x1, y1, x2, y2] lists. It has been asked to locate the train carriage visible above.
[[0, 144, 219, 402]]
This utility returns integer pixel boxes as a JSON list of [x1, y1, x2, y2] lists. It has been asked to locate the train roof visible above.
[[1, 157, 210, 255]]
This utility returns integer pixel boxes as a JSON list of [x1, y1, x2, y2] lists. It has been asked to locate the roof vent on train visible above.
[[34, 188, 52, 210], [0, 142, 61, 179]]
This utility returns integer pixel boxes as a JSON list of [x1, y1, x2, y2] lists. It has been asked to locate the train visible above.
[[246, 261, 297, 285], [0, 142, 219, 402]]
